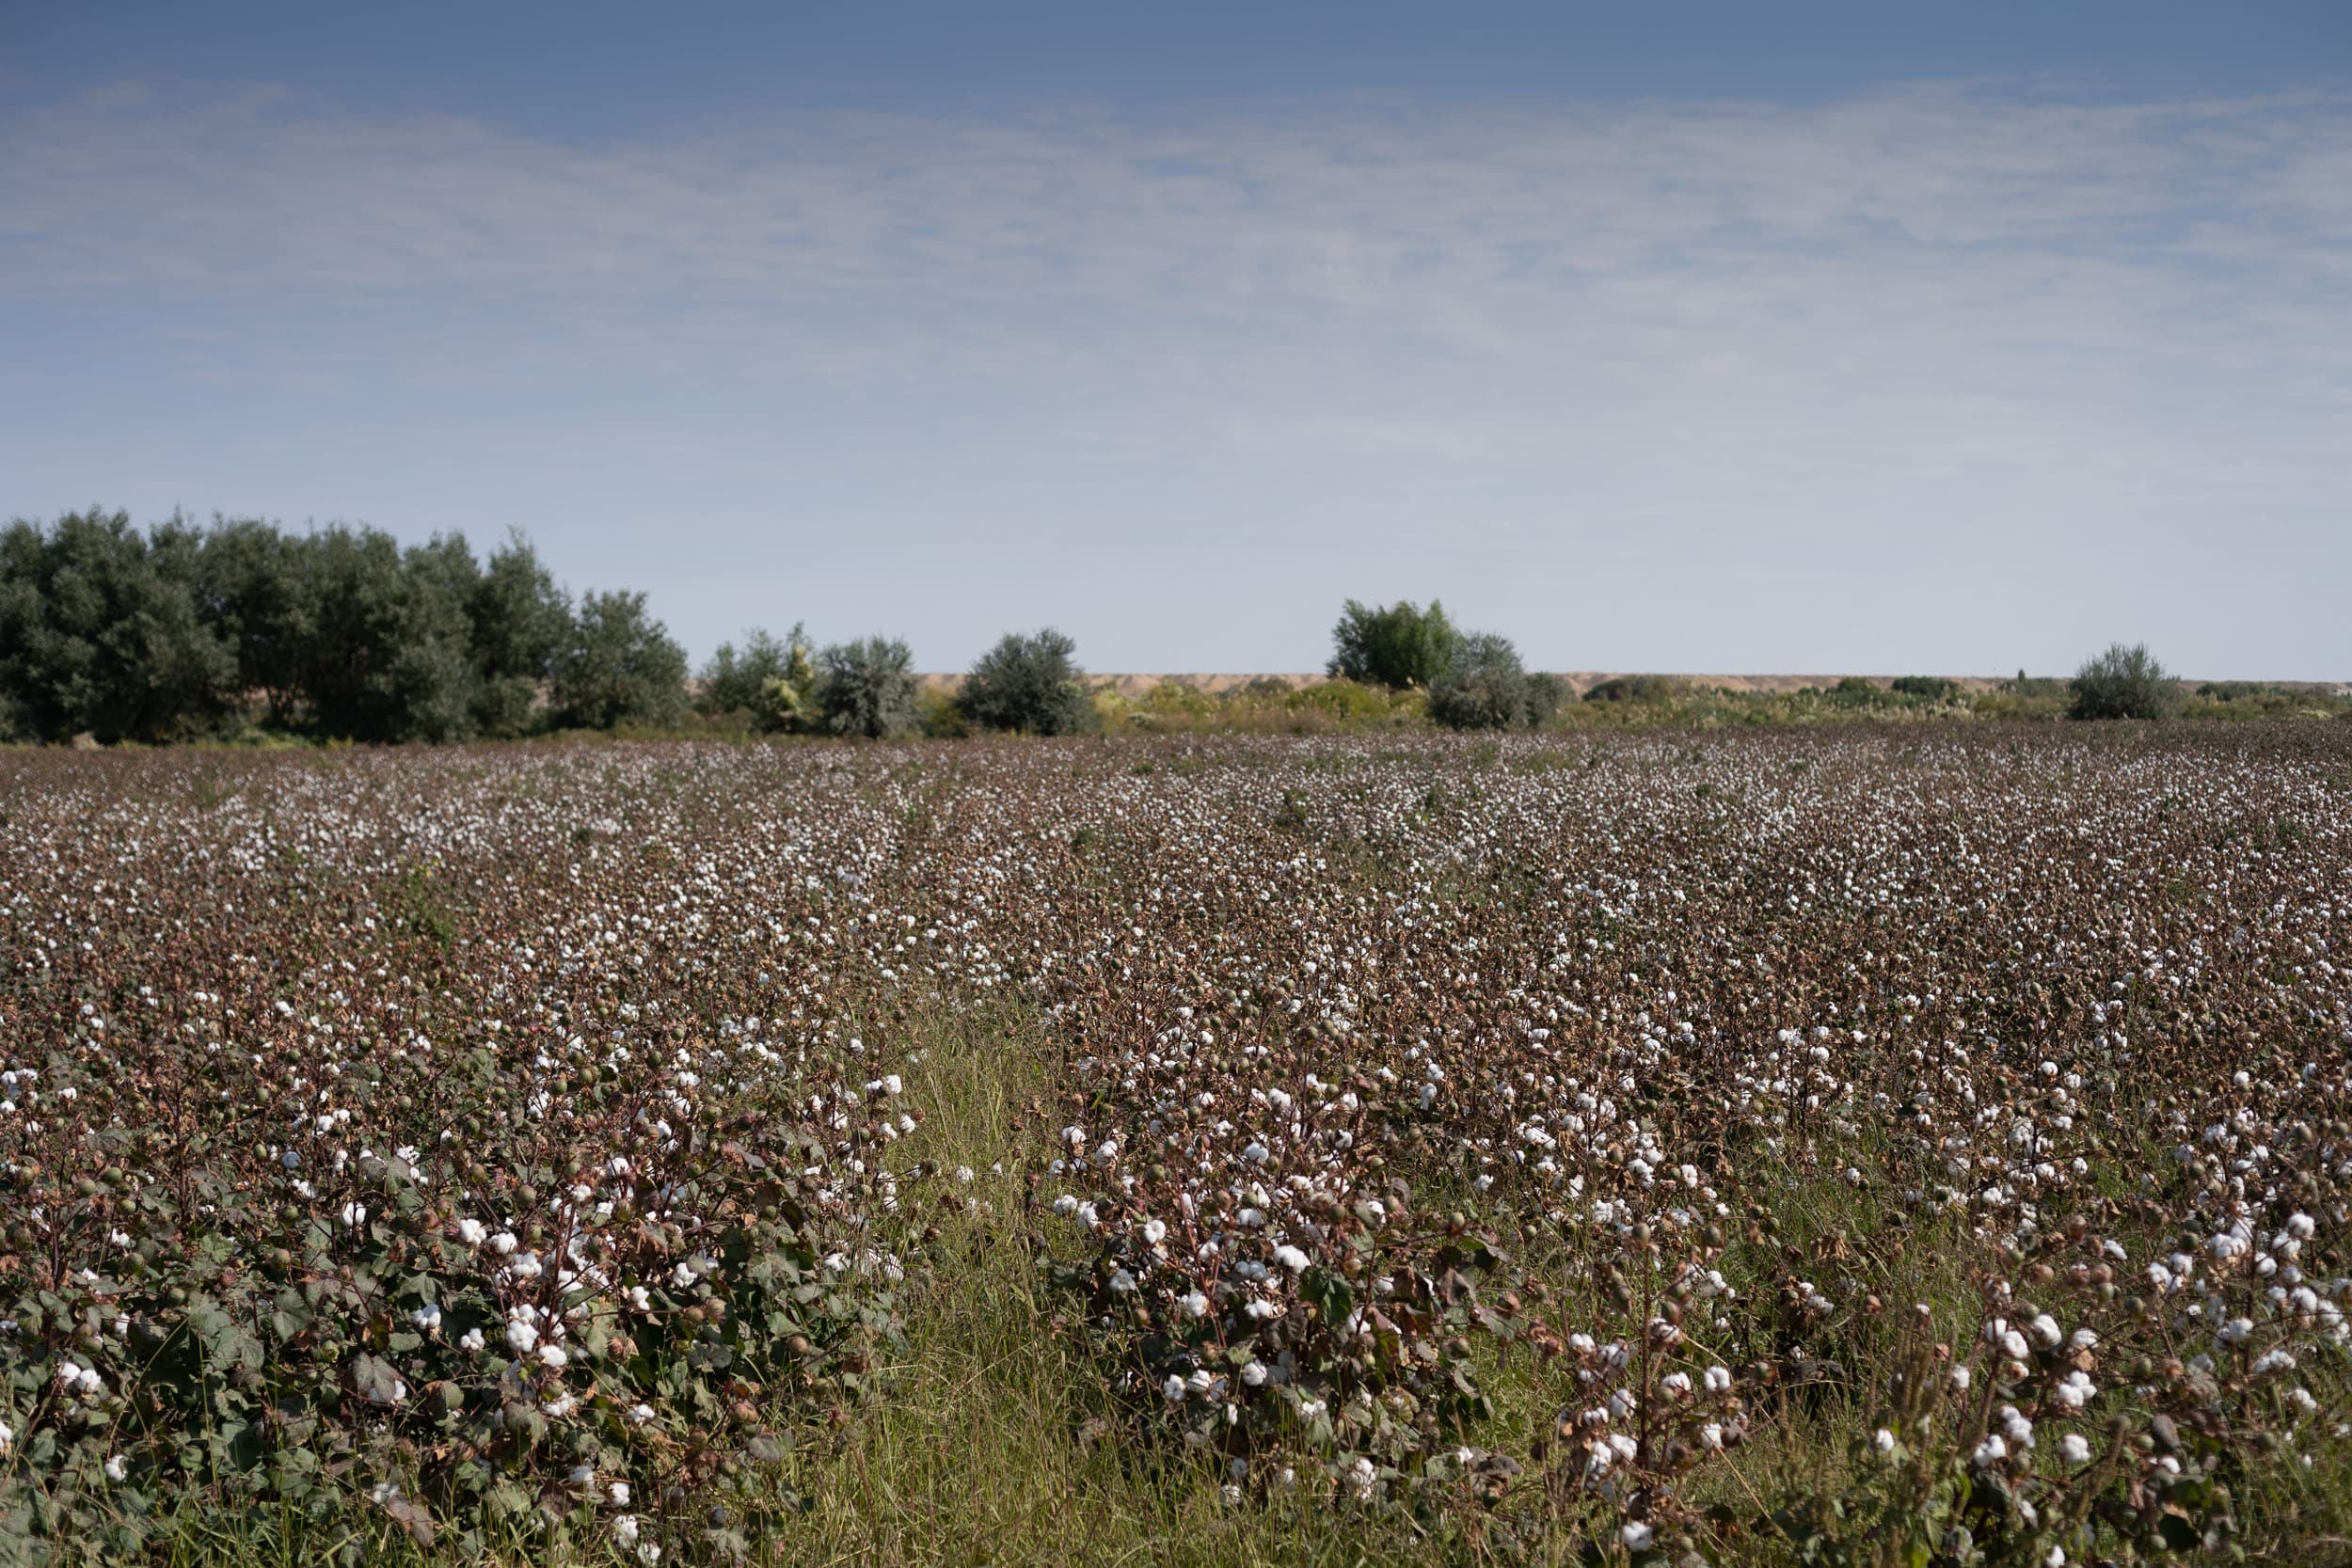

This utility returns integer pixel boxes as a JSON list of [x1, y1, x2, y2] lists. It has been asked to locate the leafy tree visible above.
[[386, 531, 488, 743], [194, 517, 312, 727], [552, 590, 689, 730], [2070, 641, 2181, 721], [1327, 599, 1459, 689], [0, 507, 237, 742], [817, 636, 919, 738], [700, 626, 815, 733], [1428, 630, 1536, 730], [959, 628, 1096, 735], [468, 531, 571, 738], [287, 524, 484, 743]]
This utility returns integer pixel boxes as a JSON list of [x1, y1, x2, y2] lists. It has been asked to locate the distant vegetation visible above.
[[2069, 641, 2183, 721], [0, 508, 683, 743], [1, 508, 2343, 744]]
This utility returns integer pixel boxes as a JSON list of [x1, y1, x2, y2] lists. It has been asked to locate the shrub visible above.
[[958, 629, 1096, 736], [1287, 678, 1401, 724], [1825, 675, 1893, 708], [1327, 599, 1459, 689], [700, 626, 816, 733], [1582, 673, 1682, 705], [1428, 631, 1534, 731], [1525, 671, 1570, 724], [915, 688, 969, 738], [1890, 675, 1959, 703], [2070, 641, 2182, 721], [817, 637, 919, 738]]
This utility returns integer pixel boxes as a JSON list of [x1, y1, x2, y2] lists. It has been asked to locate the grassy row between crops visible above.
[[73, 984, 2351, 1568]]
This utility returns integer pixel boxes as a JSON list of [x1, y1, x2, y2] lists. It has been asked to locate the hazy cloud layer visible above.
[[3, 84, 2346, 673]]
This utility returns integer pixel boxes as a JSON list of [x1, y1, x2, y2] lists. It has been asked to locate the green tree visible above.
[[1327, 599, 1459, 689], [468, 531, 571, 738], [2070, 641, 2181, 721], [699, 626, 815, 732], [959, 628, 1096, 736], [552, 590, 689, 730], [286, 525, 485, 743], [193, 517, 312, 727], [386, 531, 487, 743], [817, 636, 919, 738], [1428, 630, 1535, 730], [0, 507, 237, 742]]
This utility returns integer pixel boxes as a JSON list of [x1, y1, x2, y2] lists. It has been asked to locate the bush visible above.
[[1582, 673, 1682, 705], [817, 637, 918, 738], [1428, 631, 1534, 731], [1327, 599, 1459, 689], [958, 629, 1096, 736], [2070, 641, 2181, 721], [700, 626, 816, 733], [1825, 675, 1893, 708], [1890, 675, 1959, 703]]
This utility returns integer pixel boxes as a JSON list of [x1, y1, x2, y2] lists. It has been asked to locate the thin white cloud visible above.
[[0, 82, 2345, 674]]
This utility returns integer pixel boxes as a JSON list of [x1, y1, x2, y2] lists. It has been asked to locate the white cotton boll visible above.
[[1274, 1245, 1310, 1273], [1949, 1366, 1973, 1392], [2029, 1314, 2061, 1348], [1622, 1522, 1654, 1552], [1704, 1366, 1733, 1392], [506, 1320, 539, 1354], [491, 1231, 518, 1255], [456, 1218, 487, 1246], [1180, 1291, 1209, 1319], [1143, 1219, 1168, 1245], [2061, 1433, 2091, 1465], [1053, 1195, 1078, 1217], [459, 1326, 485, 1352], [412, 1304, 442, 1331], [1973, 1433, 2008, 1466]]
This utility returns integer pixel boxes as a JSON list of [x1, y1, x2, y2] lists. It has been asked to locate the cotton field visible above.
[[3, 729, 2349, 1564]]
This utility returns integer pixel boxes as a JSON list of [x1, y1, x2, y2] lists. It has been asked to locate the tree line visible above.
[[0, 508, 1105, 744], [0, 509, 688, 743], [0, 507, 2237, 745]]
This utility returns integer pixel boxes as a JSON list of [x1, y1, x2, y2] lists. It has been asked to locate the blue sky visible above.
[[4, 3, 2347, 676]]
